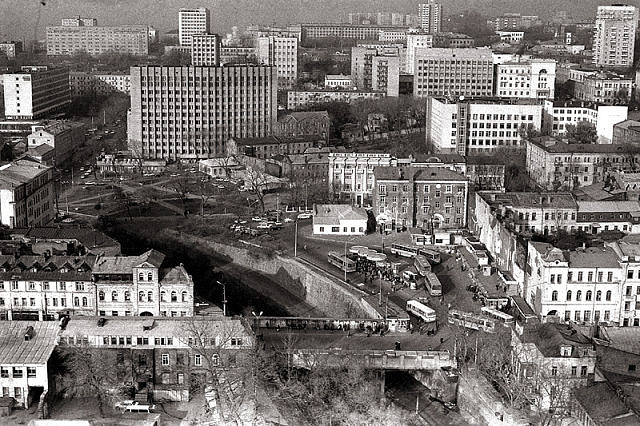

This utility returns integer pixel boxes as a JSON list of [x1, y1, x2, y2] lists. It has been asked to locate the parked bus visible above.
[[419, 248, 441, 265], [327, 251, 356, 273], [448, 309, 496, 333], [390, 243, 419, 258], [414, 255, 432, 276], [424, 272, 443, 297], [406, 300, 437, 323], [481, 307, 515, 326]]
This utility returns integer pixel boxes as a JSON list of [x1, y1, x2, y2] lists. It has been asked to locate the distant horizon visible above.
[[0, 0, 634, 42]]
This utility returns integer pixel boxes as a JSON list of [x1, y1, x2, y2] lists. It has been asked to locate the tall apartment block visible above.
[[191, 34, 221, 66], [593, 5, 638, 68], [3, 66, 71, 120], [257, 36, 298, 89], [418, 1, 443, 34], [127, 66, 277, 160], [413, 48, 494, 98], [46, 18, 148, 56], [178, 8, 210, 47], [406, 32, 434, 74], [351, 44, 405, 89], [371, 56, 400, 96]]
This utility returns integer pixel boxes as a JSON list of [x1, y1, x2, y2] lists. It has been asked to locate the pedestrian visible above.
[[440, 337, 444, 344]]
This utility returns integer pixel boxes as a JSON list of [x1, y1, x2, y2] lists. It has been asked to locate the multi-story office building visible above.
[[300, 24, 409, 42], [61, 16, 97, 27], [371, 56, 400, 96], [69, 72, 131, 96], [178, 7, 210, 47], [495, 59, 556, 100], [219, 46, 257, 65], [0, 159, 54, 228], [526, 138, 640, 190], [526, 241, 623, 325], [3, 66, 71, 120], [542, 100, 628, 144], [488, 13, 540, 31], [418, 1, 443, 34], [373, 167, 468, 230], [413, 48, 494, 98], [46, 22, 148, 56], [593, 5, 638, 68], [245, 24, 302, 41], [406, 32, 433, 75], [286, 89, 384, 111], [426, 97, 543, 156], [432, 33, 475, 48], [127, 66, 277, 160], [378, 30, 407, 42], [191, 34, 221, 66], [257, 36, 298, 89], [0, 41, 22, 58], [574, 72, 633, 104], [351, 44, 406, 84]]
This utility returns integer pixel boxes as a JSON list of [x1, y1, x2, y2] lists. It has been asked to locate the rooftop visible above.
[[520, 323, 592, 358], [374, 167, 467, 182], [0, 159, 50, 189], [478, 191, 577, 209], [414, 47, 493, 60], [597, 327, 640, 356], [576, 200, 640, 213], [32, 121, 86, 136], [287, 111, 330, 121], [232, 135, 321, 146], [530, 241, 621, 268], [93, 249, 165, 274], [313, 204, 368, 225], [0, 320, 59, 365], [614, 119, 640, 131], [530, 138, 640, 154], [573, 382, 636, 425]]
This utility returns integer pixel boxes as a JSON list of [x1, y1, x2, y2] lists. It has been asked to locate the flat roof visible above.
[[374, 166, 466, 182], [0, 321, 59, 365], [576, 200, 640, 213]]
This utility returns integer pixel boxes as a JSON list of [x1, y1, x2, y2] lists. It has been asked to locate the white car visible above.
[[251, 217, 263, 222], [114, 399, 135, 410], [284, 218, 293, 223], [257, 222, 272, 230], [297, 213, 312, 220]]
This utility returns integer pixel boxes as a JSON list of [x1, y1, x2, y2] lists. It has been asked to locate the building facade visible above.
[[413, 48, 494, 98], [286, 89, 384, 111], [256, 36, 298, 89], [426, 97, 543, 155], [373, 167, 468, 230], [371, 55, 400, 96], [273, 111, 330, 141], [351, 44, 405, 88], [324, 74, 352, 89], [227, 136, 318, 159], [178, 8, 210, 47], [593, 5, 638, 68], [432, 32, 475, 48], [495, 59, 556, 100], [300, 24, 409, 42], [127, 66, 277, 160], [612, 119, 640, 145], [69, 72, 131, 96], [574, 73, 633, 104], [542, 101, 628, 144], [46, 24, 149, 56], [0, 160, 54, 229], [0, 42, 22, 59], [418, 1, 443, 34], [312, 204, 368, 235], [3, 66, 71, 120], [27, 121, 86, 166], [406, 32, 433, 75], [191, 34, 221, 67]]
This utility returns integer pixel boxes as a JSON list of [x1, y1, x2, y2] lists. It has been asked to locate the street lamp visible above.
[[215, 280, 227, 316], [294, 218, 298, 257]]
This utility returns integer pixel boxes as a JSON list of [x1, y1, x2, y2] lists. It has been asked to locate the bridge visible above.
[[291, 348, 455, 371]]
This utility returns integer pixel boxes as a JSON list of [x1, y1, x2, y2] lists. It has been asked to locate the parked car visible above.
[[257, 222, 272, 230], [284, 218, 293, 223], [297, 213, 312, 220]]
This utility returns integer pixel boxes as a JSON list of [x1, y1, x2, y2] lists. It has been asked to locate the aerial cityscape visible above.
[[0, 0, 639, 424]]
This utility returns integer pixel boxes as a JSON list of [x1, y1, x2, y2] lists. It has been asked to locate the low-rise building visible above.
[[592, 325, 640, 376], [95, 153, 167, 176], [324, 74, 352, 89], [286, 89, 385, 110], [512, 323, 596, 410], [198, 157, 242, 179], [607, 240, 640, 328], [525, 241, 623, 325], [575, 201, 640, 234], [27, 121, 86, 166], [496, 30, 524, 44], [0, 159, 54, 228], [574, 72, 633, 105], [227, 135, 319, 159], [571, 381, 640, 425], [432, 32, 475, 48], [495, 59, 556, 100], [312, 204, 368, 235], [10, 227, 121, 256], [59, 316, 253, 402], [0, 321, 59, 408], [465, 156, 506, 191], [526, 138, 640, 191], [273, 111, 330, 142], [612, 119, 640, 145], [373, 167, 468, 230]]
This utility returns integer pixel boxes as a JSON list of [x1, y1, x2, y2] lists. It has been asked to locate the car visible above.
[[257, 222, 272, 230], [114, 399, 135, 410], [284, 218, 293, 223], [170, 173, 180, 177], [217, 185, 225, 189], [251, 217, 263, 222], [297, 213, 312, 220]]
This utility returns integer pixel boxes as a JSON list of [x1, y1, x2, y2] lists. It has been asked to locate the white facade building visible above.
[[257, 36, 298, 89], [418, 1, 443, 34], [495, 59, 556, 100], [543, 100, 628, 144], [0, 159, 54, 228], [379, 30, 407, 42], [191, 33, 221, 66], [313, 204, 368, 235], [496, 31, 525, 44], [406, 32, 433, 75], [178, 7, 210, 47], [46, 24, 149, 56], [3, 66, 71, 120], [324, 74, 353, 89], [593, 5, 638, 68]]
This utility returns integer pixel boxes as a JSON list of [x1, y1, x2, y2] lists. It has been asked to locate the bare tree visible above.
[[195, 176, 217, 217], [169, 175, 191, 216], [244, 167, 269, 213]]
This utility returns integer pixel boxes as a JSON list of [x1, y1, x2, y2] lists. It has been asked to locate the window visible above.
[[139, 291, 145, 302], [551, 291, 558, 301], [575, 311, 581, 321], [177, 373, 184, 384], [604, 310, 610, 321], [12, 367, 22, 378], [606, 290, 612, 301], [0, 368, 8, 378], [161, 291, 166, 302], [576, 290, 582, 301], [566, 290, 572, 301], [580, 366, 587, 376], [148, 272, 153, 281], [608, 272, 613, 282], [212, 354, 220, 366], [74, 297, 79, 307], [578, 272, 583, 281], [111, 291, 117, 301], [124, 291, 131, 302], [551, 366, 557, 376], [586, 290, 592, 301], [99, 291, 105, 301], [138, 272, 144, 281], [194, 354, 202, 366], [571, 366, 577, 376], [171, 291, 177, 302], [181, 292, 188, 302], [550, 274, 556, 284], [148, 291, 153, 302], [162, 354, 170, 366], [76, 282, 85, 291]]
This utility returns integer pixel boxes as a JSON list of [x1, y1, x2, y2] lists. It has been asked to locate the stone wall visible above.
[[171, 231, 381, 319]]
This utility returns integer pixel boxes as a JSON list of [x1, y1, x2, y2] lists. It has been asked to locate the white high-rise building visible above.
[[191, 34, 221, 66], [593, 5, 638, 68], [257, 36, 298, 89], [178, 7, 210, 47], [418, 1, 443, 34], [406, 31, 433, 74]]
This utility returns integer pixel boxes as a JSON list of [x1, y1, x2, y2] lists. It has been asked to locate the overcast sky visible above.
[[0, 0, 633, 42]]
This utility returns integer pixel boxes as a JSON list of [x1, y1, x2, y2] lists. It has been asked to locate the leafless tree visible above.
[[169, 175, 191, 216], [244, 167, 269, 213], [194, 176, 217, 217]]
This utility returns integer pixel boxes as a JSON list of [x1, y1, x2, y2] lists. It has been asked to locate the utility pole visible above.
[[294, 220, 298, 257], [216, 280, 227, 316], [343, 239, 347, 282]]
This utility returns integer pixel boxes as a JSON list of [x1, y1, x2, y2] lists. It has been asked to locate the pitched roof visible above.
[[573, 382, 637, 425], [520, 323, 591, 357], [530, 242, 620, 268], [0, 159, 50, 189], [93, 249, 165, 274], [530, 139, 640, 154], [160, 265, 192, 285], [11, 227, 120, 252], [478, 191, 577, 209], [373, 166, 466, 182], [597, 327, 640, 356], [313, 204, 368, 225], [32, 121, 85, 136], [577, 200, 640, 213], [0, 320, 59, 365]]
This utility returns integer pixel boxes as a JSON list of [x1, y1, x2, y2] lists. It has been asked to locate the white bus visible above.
[[414, 255, 432, 276], [424, 272, 443, 297], [390, 243, 419, 258], [327, 251, 357, 273], [448, 309, 496, 333], [481, 307, 515, 325], [406, 300, 437, 323], [419, 248, 441, 265]]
